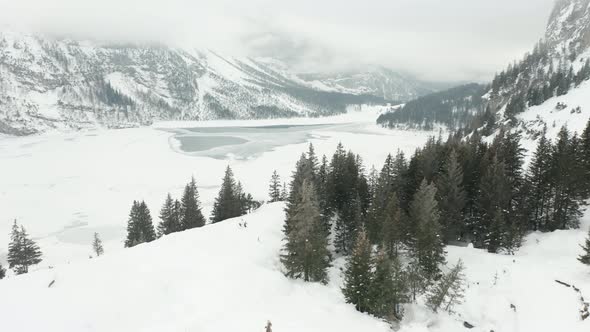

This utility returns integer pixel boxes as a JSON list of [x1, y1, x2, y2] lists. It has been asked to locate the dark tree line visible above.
[[125, 168, 258, 248], [280, 143, 465, 323], [282, 124, 590, 320], [376, 84, 487, 130]]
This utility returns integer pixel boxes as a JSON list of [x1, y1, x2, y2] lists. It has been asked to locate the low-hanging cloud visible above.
[[0, 0, 557, 82]]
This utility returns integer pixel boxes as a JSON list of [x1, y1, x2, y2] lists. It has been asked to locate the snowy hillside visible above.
[[0, 201, 588, 332], [0, 31, 388, 135], [297, 66, 447, 102]]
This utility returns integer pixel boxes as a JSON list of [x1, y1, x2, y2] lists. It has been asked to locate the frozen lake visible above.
[[0, 110, 439, 267]]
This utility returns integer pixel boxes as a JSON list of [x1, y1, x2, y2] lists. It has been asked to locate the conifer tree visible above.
[[268, 170, 282, 202], [7, 221, 43, 274], [180, 177, 206, 229], [284, 154, 315, 234], [125, 201, 156, 247], [381, 193, 403, 258], [369, 250, 408, 321], [408, 180, 445, 280], [436, 150, 466, 243], [334, 193, 363, 254], [526, 127, 553, 231], [281, 179, 331, 283], [211, 166, 243, 223], [342, 229, 372, 313], [92, 232, 104, 257], [280, 182, 288, 201], [580, 119, 590, 197], [426, 260, 466, 313], [158, 193, 183, 236], [579, 227, 590, 265], [0, 263, 5, 279]]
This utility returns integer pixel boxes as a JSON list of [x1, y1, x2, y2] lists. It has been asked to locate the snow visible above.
[[1, 109, 590, 332], [517, 80, 590, 162], [0, 109, 435, 267]]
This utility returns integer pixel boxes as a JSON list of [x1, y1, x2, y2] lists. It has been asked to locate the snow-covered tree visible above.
[[426, 260, 466, 313], [92, 232, 104, 257]]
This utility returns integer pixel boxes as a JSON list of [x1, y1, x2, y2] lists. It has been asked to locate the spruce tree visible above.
[[92, 232, 104, 257], [409, 179, 445, 280], [0, 263, 5, 279], [158, 193, 183, 236], [281, 179, 331, 283], [180, 177, 206, 229], [268, 170, 282, 202], [125, 201, 156, 247], [436, 150, 466, 243], [369, 250, 408, 321], [526, 126, 553, 231], [285, 154, 316, 234], [426, 260, 466, 313], [342, 229, 372, 313], [7, 221, 43, 274], [211, 166, 242, 223], [381, 193, 403, 258], [334, 193, 362, 254], [579, 227, 590, 265]]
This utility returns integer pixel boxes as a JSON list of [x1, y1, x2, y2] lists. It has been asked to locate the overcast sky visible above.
[[0, 0, 557, 82]]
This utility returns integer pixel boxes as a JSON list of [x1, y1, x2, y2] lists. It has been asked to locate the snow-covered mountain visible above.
[[0, 31, 389, 135], [298, 66, 447, 102]]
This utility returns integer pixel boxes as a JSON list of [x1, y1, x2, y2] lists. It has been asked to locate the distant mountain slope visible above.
[[0, 32, 386, 135], [377, 0, 590, 135], [376, 83, 487, 130], [298, 66, 450, 102]]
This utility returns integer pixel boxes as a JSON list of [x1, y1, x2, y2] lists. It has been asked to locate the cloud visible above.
[[0, 0, 557, 81]]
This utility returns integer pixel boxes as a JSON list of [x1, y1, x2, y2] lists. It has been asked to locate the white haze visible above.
[[0, 0, 556, 81]]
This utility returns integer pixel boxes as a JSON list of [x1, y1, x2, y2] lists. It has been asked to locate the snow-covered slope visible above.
[[297, 66, 447, 102], [0, 202, 588, 332], [0, 31, 387, 135]]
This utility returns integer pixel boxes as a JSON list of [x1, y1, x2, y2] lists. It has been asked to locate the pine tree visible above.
[[211, 166, 243, 223], [409, 179, 446, 280], [280, 182, 288, 201], [92, 232, 104, 257], [342, 229, 373, 313], [281, 179, 331, 283], [268, 170, 282, 202], [180, 177, 206, 229], [381, 193, 403, 258], [0, 263, 5, 279], [369, 250, 408, 321], [436, 150, 467, 243], [579, 227, 590, 265], [7, 221, 43, 274], [580, 119, 590, 198], [125, 201, 156, 247], [426, 260, 466, 313]]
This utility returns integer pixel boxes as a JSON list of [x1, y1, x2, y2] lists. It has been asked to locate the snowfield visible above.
[[0, 108, 433, 266], [1, 109, 590, 332], [0, 202, 588, 332]]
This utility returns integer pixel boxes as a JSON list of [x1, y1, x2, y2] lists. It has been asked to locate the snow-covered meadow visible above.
[[0, 108, 437, 267], [1, 107, 590, 332]]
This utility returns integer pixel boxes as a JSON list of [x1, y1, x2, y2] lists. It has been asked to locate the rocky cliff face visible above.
[[0, 32, 386, 135]]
